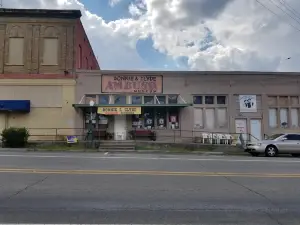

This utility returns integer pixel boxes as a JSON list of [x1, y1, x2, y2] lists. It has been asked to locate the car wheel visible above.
[[291, 154, 300, 157], [250, 152, 260, 157], [265, 145, 278, 157]]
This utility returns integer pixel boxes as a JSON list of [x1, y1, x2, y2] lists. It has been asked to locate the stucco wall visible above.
[[0, 79, 76, 140]]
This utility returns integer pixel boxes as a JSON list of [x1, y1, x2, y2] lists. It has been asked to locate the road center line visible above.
[[0, 168, 299, 178], [0, 153, 299, 163]]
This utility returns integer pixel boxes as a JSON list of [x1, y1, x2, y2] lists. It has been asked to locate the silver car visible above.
[[246, 133, 300, 157]]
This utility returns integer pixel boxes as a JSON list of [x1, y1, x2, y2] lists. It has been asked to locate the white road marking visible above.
[[0, 153, 299, 163]]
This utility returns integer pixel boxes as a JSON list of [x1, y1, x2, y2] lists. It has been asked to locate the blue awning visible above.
[[0, 100, 30, 113]]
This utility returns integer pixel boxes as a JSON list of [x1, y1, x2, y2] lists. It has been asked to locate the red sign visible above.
[[101, 75, 163, 93]]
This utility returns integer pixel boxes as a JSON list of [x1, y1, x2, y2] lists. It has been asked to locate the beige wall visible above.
[[0, 79, 76, 140], [0, 17, 76, 75], [75, 70, 300, 137]]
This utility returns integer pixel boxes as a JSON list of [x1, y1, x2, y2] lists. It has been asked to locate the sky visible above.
[[4, 0, 300, 71]]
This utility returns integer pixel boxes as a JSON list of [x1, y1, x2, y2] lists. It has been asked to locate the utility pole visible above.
[[0, 0, 3, 8]]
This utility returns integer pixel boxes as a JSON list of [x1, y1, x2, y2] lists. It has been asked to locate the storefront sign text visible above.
[[101, 75, 163, 93], [98, 106, 141, 115]]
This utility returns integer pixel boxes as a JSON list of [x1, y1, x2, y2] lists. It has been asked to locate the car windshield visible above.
[[267, 134, 284, 140]]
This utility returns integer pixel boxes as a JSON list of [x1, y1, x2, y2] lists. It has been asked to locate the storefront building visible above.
[[74, 70, 300, 142]]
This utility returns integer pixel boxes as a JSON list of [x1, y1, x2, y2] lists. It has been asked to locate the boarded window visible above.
[[205, 108, 215, 130], [291, 96, 299, 105], [267, 96, 277, 106], [194, 108, 203, 129], [43, 38, 58, 65], [268, 108, 277, 128], [217, 108, 227, 128], [8, 38, 24, 65], [280, 108, 288, 127], [279, 96, 289, 106], [291, 108, 299, 128]]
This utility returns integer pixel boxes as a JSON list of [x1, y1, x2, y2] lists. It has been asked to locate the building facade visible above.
[[74, 70, 300, 142], [0, 9, 99, 139]]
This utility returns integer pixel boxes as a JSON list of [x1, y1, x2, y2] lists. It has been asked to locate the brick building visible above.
[[0, 8, 99, 139]]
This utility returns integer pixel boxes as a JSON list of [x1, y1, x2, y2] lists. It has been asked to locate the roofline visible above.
[[0, 8, 82, 19], [76, 69, 300, 76]]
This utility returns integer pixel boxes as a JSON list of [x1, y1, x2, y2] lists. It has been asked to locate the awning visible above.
[[72, 104, 192, 108], [0, 100, 31, 113]]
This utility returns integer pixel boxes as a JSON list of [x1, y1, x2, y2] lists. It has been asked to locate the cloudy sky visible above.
[[5, 0, 300, 71]]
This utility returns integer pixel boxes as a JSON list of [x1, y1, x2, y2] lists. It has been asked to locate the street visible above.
[[0, 152, 300, 224]]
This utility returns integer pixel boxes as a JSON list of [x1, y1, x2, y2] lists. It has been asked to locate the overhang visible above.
[[0, 100, 31, 113], [72, 104, 192, 108]]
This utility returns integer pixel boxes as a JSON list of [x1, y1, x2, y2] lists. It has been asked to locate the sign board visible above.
[[239, 95, 257, 112], [101, 75, 163, 93], [97, 106, 141, 115], [66, 136, 78, 144]]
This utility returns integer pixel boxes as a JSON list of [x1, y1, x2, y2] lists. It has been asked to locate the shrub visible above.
[[1, 127, 30, 148]]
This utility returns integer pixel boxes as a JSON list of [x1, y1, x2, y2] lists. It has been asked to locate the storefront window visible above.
[[114, 95, 126, 104], [132, 114, 143, 129], [168, 95, 178, 104], [84, 108, 97, 129], [169, 108, 180, 129], [144, 96, 154, 104], [217, 96, 226, 105], [132, 96, 142, 105], [156, 95, 166, 104], [99, 95, 110, 104], [143, 108, 154, 129], [156, 108, 167, 128], [205, 96, 214, 104], [85, 95, 96, 104]]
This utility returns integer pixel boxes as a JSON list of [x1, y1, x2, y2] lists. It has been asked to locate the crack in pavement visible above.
[[0, 176, 48, 203]]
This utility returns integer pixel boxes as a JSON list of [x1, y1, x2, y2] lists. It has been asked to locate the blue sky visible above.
[[80, 0, 188, 70]]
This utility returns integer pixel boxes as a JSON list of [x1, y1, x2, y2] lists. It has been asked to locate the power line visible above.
[[280, 0, 300, 18], [255, 0, 300, 32], [267, 0, 300, 25], [277, 0, 300, 22]]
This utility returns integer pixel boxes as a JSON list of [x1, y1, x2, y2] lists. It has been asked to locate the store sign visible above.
[[239, 95, 257, 112], [101, 75, 163, 93], [97, 106, 141, 115]]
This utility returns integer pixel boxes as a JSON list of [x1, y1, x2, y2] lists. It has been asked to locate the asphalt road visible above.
[[0, 152, 300, 224]]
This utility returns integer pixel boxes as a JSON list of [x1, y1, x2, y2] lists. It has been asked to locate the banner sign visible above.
[[98, 106, 141, 115], [239, 95, 257, 113], [101, 75, 163, 93]]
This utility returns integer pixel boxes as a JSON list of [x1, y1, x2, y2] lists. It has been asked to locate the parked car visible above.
[[246, 133, 300, 157]]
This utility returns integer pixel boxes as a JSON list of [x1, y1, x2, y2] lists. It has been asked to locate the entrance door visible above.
[[250, 119, 262, 142], [235, 119, 247, 144], [114, 115, 127, 140]]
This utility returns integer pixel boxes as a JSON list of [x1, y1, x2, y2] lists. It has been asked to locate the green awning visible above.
[[72, 104, 192, 108]]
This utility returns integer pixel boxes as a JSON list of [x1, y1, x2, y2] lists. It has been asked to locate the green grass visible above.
[[28, 144, 96, 152]]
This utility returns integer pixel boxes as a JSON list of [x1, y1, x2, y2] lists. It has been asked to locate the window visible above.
[[144, 96, 154, 104], [205, 108, 215, 130], [280, 108, 288, 127], [291, 108, 299, 128], [156, 96, 166, 104], [169, 108, 179, 129], [194, 108, 203, 129], [114, 95, 126, 104], [85, 95, 96, 104], [43, 38, 58, 65], [217, 108, 227, 128], [193, 96, 202, 104], [285, 134, 300, 141], [132, 96, 142, 105], [143, 108, 154, 128], [132, 114, 143, 129], [205, 96, 214, 104], [168, 95, 178, 104], [217, 96, 226, 105], [8, 37, 24, 65], [156, 108, 167, 128], [99, 95, 109, 104], [269, 108, 277, 128]]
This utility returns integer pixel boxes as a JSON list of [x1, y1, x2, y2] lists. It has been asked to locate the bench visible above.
[[129, 130, 156, 141]]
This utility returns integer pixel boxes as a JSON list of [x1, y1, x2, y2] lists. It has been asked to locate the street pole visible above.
[[87, 100, 95, 148]]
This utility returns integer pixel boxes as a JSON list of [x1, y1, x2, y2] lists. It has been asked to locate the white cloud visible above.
[[5, 0, 300, 71]]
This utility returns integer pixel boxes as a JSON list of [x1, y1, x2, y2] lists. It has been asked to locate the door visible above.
[[235, 119, 247, 144], [277, 134, 300, 152], [250, 119, 262, 142]]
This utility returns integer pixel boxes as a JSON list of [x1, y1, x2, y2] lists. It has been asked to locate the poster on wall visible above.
[[101, 75, 163, 93], [239, 95, 257, 113]]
